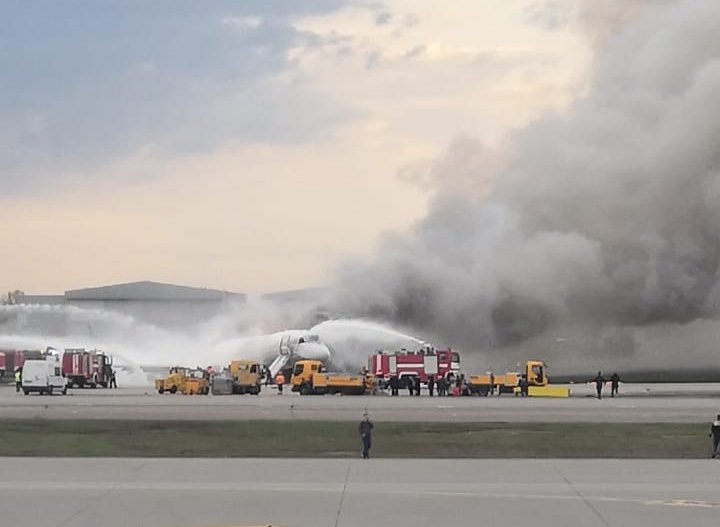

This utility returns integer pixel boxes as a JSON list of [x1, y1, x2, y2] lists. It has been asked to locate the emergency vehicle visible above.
[[368, 348, 460, 383]]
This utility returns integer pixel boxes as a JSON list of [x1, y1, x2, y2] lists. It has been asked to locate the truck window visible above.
[[250, 365, 257, 373], [293, 364, 304, 376], [452, 352, 460, 362]]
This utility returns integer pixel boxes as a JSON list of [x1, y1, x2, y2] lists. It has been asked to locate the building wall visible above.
[[66, 299, 239, 328]]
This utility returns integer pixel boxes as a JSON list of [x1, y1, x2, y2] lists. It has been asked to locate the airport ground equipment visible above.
[[467, 360, 569, 397], [291, 360, 373, 395], [211, 373, 234, 395], [182, 368, 210, 395], [155, 367, 209, 395], [21, 354, 67, 395], [368, 348, 460, 386], [229, 360, 262, 394]]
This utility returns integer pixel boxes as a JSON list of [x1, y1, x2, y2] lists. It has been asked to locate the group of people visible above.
[[386, 373, 471, 397], [592, 371, 621, 399]]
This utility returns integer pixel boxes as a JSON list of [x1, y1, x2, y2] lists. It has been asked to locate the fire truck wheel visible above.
[[170, 385, 178, 394], [62, 387, 67, 395], [204, 387, 209, 395], [300, 384, 312, 396]]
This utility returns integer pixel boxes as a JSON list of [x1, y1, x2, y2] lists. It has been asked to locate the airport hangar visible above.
[[12, 281, 247, 328]]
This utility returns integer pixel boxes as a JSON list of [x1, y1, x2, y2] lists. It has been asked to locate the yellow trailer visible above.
[[468, 361, 568, 397], [290, 360, 373, 395]]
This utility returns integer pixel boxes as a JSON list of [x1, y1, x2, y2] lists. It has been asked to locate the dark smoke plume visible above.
[[328, 0, 720, 356]]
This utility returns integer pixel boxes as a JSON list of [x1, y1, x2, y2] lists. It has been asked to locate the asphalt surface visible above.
[[1, 384, 719, 422], [1, 458, 719, 527]]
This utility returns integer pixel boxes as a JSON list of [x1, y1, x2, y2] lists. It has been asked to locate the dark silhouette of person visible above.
[[415, 376, 422, 396], [358, 413, 374, 459], [710, 414, 720, 458], [519, 375, 528, 397], [406, 377, 414, 396], [109, 370, 117, 389], [389, 376, 398, 396], [437, 376, 446, 396], [610, 373, 620, 397], [427, 376, 435, 397], [594, 372, 605, 399]]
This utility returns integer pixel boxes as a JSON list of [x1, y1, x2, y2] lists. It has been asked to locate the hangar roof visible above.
[[65, 281, 245, 302]]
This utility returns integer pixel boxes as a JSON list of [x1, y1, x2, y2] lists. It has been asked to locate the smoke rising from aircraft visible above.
[[327, 0, 720, 353]]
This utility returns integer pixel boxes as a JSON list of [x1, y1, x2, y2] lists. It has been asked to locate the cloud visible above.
[[0, 0, 358, 193], [375, 11, 393, 26]]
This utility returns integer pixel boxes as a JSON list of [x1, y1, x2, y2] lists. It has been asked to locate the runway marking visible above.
[[644, 499, 716, 508]]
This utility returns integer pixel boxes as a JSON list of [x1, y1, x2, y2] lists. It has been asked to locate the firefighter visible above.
[[519, 375, 528, 397], [710, 414, 720, 458], [415, 376, 422, 396], [610, 372, 620, 397], [437, 376, 446, 396], [389, 375, 399, 396], [406, 376, 414, 396], [275, 372, 285, 394], [594, 371, 605, 400], [427, 375, 435, 397], [14, 368, 21, 393], [109, 370, 117, 389], [358, 412, 374, 459]]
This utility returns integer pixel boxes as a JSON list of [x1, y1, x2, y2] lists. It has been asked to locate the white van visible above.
[[22, 357, 67, 395]]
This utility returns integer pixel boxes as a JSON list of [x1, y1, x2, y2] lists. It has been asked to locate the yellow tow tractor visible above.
[[229, 360, 263, 395], [155, 366, 209, 395], [468, 360, 569, 398], [291, 360, 374, 395], [183, 368, 210, 395]]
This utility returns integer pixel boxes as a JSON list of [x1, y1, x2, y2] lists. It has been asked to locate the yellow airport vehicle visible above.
[[229, 360, 263, 395], [182, 368, 210, 395], [468, 360, 569, 397], [155, 366, 209, 395], [290, 360, 373, 395]]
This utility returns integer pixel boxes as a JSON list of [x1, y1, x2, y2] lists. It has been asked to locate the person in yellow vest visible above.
[[14, 368, 22, 393], [275, 373, 285, 394]]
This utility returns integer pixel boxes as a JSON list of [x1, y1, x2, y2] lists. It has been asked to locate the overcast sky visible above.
[[0, 0, 591, 296]]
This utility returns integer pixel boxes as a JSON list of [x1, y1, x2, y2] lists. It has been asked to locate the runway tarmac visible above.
[[0, 384, 719, 422], [1, 458, 718, 527]]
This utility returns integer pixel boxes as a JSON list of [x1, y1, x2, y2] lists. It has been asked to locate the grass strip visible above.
[[0, 420, 711, 458]]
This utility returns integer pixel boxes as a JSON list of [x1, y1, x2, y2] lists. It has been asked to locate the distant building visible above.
[[13, 281, 245, 328]]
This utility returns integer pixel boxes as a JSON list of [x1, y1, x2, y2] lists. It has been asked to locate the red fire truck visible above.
[[368, 348, 460, 383], [0, 350, 43, 379], [62, 349, 113, 388]]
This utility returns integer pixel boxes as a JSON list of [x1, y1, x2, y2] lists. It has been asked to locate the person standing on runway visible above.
[[359, 411, 374, 459], [710, 414, 720, 458]]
